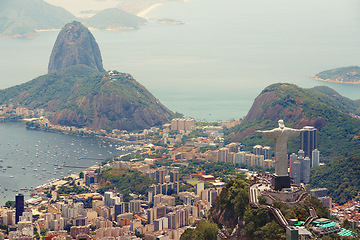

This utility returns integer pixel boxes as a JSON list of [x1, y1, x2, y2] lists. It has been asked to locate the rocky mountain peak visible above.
[[48, 21, 105, 73]]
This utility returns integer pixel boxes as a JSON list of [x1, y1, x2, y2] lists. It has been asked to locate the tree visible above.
[[258, 196, 267, 204], [4, 201, 15, 208], [64, 223, 73, 233], [196, 220, 218, 240], [79, 172, 84, 178], [180, 228, 201, 240], [180, 220, 218, 240], [40, 229, 47, 236], [341, 219, 351, 229]]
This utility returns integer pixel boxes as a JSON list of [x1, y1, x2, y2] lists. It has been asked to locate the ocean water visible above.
[[0, 0, 360, 121]]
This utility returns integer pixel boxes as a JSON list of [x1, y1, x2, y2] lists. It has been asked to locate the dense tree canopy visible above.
[[180, 220, 218, 240], [98, 168, 154, 196]]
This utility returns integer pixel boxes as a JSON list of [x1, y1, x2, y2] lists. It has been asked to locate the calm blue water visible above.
[[0, 121, 126, 205]]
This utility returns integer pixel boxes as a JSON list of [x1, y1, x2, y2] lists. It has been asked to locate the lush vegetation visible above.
[[272, 196, 330, 221], [0, 65, 172, 131], [57, 181, 90, 195], [211, 177, 287, 239], [315, 66, 360, 84], [223, 84, 360, 204], [4, 200, 15, 208], [310, 156, 360, 204], [243, 206, 285, 240], [212, 177, 250, 227], [97, 168, 154, 197], [224, 84, 360, 162], [180, 220, 218, 240], [210, 176, 330, 239]]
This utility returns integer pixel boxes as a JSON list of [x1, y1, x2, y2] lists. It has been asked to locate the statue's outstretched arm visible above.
[[255, 129, 278, 138], [287, 128, 307, 137]]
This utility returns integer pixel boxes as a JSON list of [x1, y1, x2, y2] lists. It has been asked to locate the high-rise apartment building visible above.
[[15, 194, 24, 224], [300, 126, 317, 160], [156, 168, 166, 184], [253, 145, 263, 156], [169, 169, 179, 182], [217, 147, 229, 162], [263, 146, 272, 159], [312, 149, 320, 167]]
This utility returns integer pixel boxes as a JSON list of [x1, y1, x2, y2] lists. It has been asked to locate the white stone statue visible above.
[[255, 120, 306, 176]]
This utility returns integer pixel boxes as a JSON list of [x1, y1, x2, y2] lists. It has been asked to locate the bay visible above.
[[0, 121, 126, 205]]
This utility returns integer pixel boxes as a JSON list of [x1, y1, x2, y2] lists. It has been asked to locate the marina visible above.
[[0, 121, 128, 205]]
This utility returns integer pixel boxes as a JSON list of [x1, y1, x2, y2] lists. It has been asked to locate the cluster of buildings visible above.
[[331, 194, 360, 229], [0, 105, 44, 120], [289, 127, 320, 185], [0, 159, 223, 240], [0, 145, 228, 240], [4, 114, 358, 239]]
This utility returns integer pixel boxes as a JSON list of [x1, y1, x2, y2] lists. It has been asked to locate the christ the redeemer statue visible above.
[[256, 120, 306, 190]]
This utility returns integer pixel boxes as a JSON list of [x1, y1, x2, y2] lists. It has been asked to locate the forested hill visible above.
[[0, 65, 173, 131], [224, 83, 360, 161], [0, 0, 75, 38]]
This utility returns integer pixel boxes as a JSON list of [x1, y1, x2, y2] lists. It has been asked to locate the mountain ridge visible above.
[[0, 65, 173, 131], [225, 83, 360, 160]]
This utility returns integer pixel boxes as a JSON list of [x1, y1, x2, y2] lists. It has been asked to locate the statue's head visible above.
[[278, 119, 285, 129]]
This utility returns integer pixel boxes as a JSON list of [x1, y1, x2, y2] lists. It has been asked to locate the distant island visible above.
[[1, 0, 187, 39], [157, 18, 185, 25], [313, 66, 360, 84], [0, 0, 147, 39]]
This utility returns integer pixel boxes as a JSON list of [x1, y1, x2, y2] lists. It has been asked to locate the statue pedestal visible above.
[[271, 175, 290, 191]]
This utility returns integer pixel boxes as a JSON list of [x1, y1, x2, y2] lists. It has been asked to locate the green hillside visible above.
[[83, 8, 147, 30], [223, 83, 360, 204], [0, 0, 76, 38], [225, 83, 360, 161], [210, 177, 329, 239], [310, 156, 360, 204], [0, 65, 173, 131]]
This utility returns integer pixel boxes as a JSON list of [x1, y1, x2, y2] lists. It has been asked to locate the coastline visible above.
[[312, 76, 360, 85], [137, 3, 164, 17]]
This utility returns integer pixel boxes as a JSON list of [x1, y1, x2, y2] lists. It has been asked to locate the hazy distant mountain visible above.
[[48, 21, 105, 73], [0, 0, 147, 39], [83, 8, 147, 30], [0, 22, 173, 131], [0, 0, 76, 38]]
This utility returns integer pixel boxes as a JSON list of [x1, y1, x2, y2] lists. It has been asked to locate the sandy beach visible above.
[[137, 3, 164, 17]]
